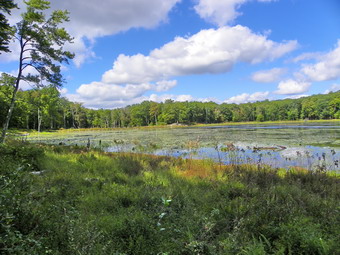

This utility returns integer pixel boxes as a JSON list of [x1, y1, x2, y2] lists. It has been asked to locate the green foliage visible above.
[[2, 89, 339, 131], [0, 140, 43, 172], [16, 0, 74, 87], [0, 0, 74, 143], [0, 141, 49, 254], [0, 0, 17, 53], [1, 143, 339, 254]]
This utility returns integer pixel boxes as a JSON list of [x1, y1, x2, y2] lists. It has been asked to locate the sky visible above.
[[0, 0, 340, 109]]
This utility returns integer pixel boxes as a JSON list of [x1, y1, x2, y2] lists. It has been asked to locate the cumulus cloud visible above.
[[103, 25, 298, 84], [66, 79, 219, 108], [3, 0, 181, 66], [301, 40, 340, 82], [58, 88, 68, 95], [149, 93, 194, 103], [194, 0, 277, 26], [149, 93, 219, 103], [75, 82, 153, 101], [4, 65, 41, 91], [154, 80, 178, 92], [66, 90, 207, 109], [291, 52, 321, 63], [224, 91, 270, 104], [66, 79, 179, 109], [324, 84, 340, 94], [285, 94, 309, 99], [251, 68, 286, 83], [66, 25, 296, 108], [50, 0, 181, 39], [275, 79, 311, 95], [52, 0, 181, 65]]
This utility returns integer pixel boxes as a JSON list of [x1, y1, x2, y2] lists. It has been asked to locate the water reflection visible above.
[[107, 143, 340, 171]]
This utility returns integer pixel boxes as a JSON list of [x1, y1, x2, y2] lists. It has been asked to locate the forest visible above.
[[1, 75, 339, 131]]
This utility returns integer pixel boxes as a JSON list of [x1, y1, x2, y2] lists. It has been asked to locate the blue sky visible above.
[[1, 0, 340, 108]]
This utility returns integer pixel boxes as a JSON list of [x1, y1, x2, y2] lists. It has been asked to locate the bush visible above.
[[1, 143, 339, 254]]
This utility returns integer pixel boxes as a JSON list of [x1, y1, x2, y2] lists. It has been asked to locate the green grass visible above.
[[1, 141, 339, 254]]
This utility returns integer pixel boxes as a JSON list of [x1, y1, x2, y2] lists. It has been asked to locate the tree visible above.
[[149, 102, 160, 125], [0, 73, 16, 124], [0, 0, 17, 53], [0, 0, 74, 143]]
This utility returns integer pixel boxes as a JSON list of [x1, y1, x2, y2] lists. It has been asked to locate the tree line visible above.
[[1, 81, 339, 130], [0, 1, 339, 135]]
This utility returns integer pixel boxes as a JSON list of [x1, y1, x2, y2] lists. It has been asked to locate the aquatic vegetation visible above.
[[1, 142, 339, 254], [26, 122, 340, 171]]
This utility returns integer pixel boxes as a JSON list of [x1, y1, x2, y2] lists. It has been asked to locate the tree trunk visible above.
[[71, 108, 76, 128], [0, 89, 18, 143], [26, 115, 29, 130], [0, 37, 24, 143], [37, 108, 42, 133], [63, 111, 66, 128]]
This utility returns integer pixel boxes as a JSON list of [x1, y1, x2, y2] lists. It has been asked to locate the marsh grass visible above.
[[25, 121, 340, 173], [1, 141, 339, 254]]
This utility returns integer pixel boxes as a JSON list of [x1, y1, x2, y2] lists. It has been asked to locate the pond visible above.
[[27, 122, 340, 171]]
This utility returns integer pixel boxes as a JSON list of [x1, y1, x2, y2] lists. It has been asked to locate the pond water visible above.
[[27, 122, 340, 171]]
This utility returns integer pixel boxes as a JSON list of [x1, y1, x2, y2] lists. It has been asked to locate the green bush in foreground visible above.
[[0, 141, 339, 254]]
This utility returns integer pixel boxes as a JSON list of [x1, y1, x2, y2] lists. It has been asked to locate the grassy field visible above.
[[1, 140, 339, 254]]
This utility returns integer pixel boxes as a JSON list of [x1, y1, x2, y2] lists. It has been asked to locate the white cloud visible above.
[[58, 88, 68, 95], [66, 25, 296, 108], [5, 65, 41, 91], [0, 41, 20, 62], [285, 94, 309, 99], [3, 0, 181, 66], [275, 79, 311, 95], [50, 0, 181, 39], [194, 0, 247, 26], [301, 40, 340, 82], [75, 82, 153, 101], [103, 25, 298, 84], [64, 37, 97, 68], [194, 0, 277, 26], [251, 68, 286, 83], [154, 80, 177, 92], [224, 91, 270, 104], [66, 90, 208, 109], [66, 78, 178, 109], [324, 84, 340, 94], [291, 52, 321, 63], [148, 94, 219, 103], [54, 0, 181, 66], [149, 94, 194, 103], [66, 79, 219, 108]]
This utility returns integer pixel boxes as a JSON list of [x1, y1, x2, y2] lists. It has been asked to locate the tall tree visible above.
[[0, 0, 74, 143], [0, 0, 17, 53]]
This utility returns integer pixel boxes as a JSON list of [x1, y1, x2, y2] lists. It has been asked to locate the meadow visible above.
[[0, 140, 339, 254]]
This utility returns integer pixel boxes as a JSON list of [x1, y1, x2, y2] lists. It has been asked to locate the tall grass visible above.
[[1, 141, 339, 254]]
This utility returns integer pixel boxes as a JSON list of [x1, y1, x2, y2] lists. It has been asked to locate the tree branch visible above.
[[14, 34, 21, 41], [22, 56, 32, 61], [21, 63, 40, 73], [22, 48, 36, 53], [22, 37, 32, 48]]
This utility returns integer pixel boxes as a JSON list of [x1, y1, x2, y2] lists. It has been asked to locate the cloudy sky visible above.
[[1, 0, 340, 108]]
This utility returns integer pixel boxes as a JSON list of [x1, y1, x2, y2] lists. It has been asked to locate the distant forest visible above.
[[1, 83, 339, 130]]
